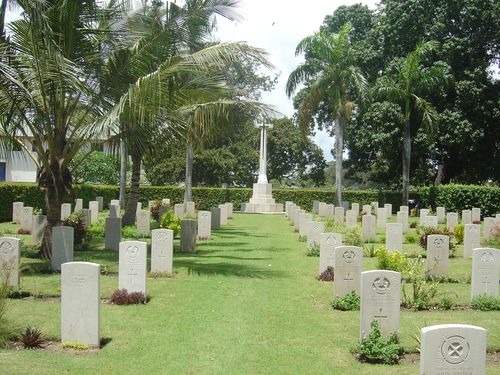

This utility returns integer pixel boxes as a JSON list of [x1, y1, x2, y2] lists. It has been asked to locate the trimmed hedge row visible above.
[[0, 182, 498, 222]]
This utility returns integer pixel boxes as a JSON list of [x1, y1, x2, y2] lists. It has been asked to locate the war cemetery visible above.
[[0, 1, 499, 374]]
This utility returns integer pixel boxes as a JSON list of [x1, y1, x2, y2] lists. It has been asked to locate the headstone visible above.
[[362, 215, 376, 240], [12, 202, 23, 224], [180, 220, 197, 253], [446, 212, 458, 233], [345, 210, 357, 227], [461, 209, 472, 225], [334, 207, 345, 224], [471, 207, 481, 222], [384, 203, 392, 217], [148, 200, 156, 210], [210, 207, 221, 230], [463, 224, 480, 258], [362, 204, 371, 215], [0, 237, 20, 287], [186, 201, 196, 218], [226, 203, 234, 219], [136, 202, 142, 213], [360, 270, 401, 340], [110, 199, 120, 212], [151, 229, 173, 274], [162, 198, 170, 206], [89, 201, 99, 224], [496, 213, 500, 220], [31, 215, 47, 245], [319, 233, 343, 273], [325, 204, 335, 217], [198, 211, 211, 240], [420, 324, 486, 375], [312, 200, 320, 215], [471, 248, 499, 299], [420, 208, 430, 219], [109, 204, 120, 218], [426, 235, 449, 277], [294, 210, 304, 232], [385, 223, 403, 252], [74, 198, 83, 212], [318, 202, 328, 217], [105, 217, 121, 252], [421, 215, 438, 229], [119, 241, 147, 295], [61, 203, 72, 221], [174, 204, 184, 219], [218, 204, 228, 225], [334, 246, 362, 298], [80, 209, 91, 229], [136, 210, 150, 236], [376, 207, 387, 229], [96, 196, 103, 212], [299, 213, 313, 237], [341, 200, 349, 212], [52, 226, 74, 271], [240, 203, 247, 213], [351, 203, 360, 216], [306, 221, 324, 248], [436, 206, 445, 223], [399, 206, 409, 215], [285, 201, 293, 217], [396, 211, 409, 233], [371, 201, 379, 210], [483, 217, 495, 241], [20, 206, 33, 232], [61, 262, 100, 347]]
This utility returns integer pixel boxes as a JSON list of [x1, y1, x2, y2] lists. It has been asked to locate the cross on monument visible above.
[[255, 122, 273, 184], [128, 269, 138, 285], [374, 307, 388, 326], [480, 277, 492, 293], [327, 252, 335, 267]]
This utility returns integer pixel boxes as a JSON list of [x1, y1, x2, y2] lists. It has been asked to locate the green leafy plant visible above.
[[159, 210, 181, 238], [402, 257, 438, 310], [121, 226, 138, 239], [150, 199, 169, 221], [343, 226, 363, 246], [471, 295, 500, 311], [404, 232, 418, 244], [306, 243, 320, 257], [439, 295, 455, 310], [376, 247, 410, 273], [110, 289, 147, 305], [332, 291, 360, 311], [0, 283, 11, 347], [87, 220, 105, 239], [20, 327, 45, 349], [62, 341, 89, 350], [454, 224, 464, 244], [298, 235, 307, 242], [62, 212, 87, 245], [356, 320, 403, 364], [363, 244, 377, 257], [419, 226, 454, 250]]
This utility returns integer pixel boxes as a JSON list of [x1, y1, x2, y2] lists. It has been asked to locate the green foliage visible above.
[[0, 283, 10, 347], [62, 212, 87, 246], [20, 327, 45, 349], [356, 321, 402, 365], [419, 226, 454, 253], [376, 247, 409, 273], [439, 295, 455, 310], [121, 226, 150, 239], [69, 151, 121, 185], [471, 295, 500, 311], [332, 291, 360, 311], [298, 235, 307, 242], [159, 210, 181, 238], [306, 243, 320, 257], [343, 226, 363, 246], [87, 220, 105, 239], [363, 244, 377, 257], [402, 257, 438, 310], [454, 224, 464, 244], [62, 342, 89, 350], [404, 232, 418, 244]]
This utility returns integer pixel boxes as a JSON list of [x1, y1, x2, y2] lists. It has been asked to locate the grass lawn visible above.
[[1, 213, 499, 374]]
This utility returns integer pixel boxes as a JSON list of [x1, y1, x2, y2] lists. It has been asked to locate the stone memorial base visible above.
[[243, 183, 283, 213]]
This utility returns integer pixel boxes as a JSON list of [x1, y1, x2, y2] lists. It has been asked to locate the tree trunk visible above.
[[119, 139, 127, 206], [122, 152, 142, 226], [334, 116, 344, 206], [434, 164, 444, 185], [183, 142, 193, 206], [0, 0, 7, 38], [402, 119, 411, 206]]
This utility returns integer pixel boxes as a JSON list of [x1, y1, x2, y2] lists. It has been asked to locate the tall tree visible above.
[[286, 23, 366, 205]]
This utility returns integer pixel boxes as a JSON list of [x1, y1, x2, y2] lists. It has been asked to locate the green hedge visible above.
[[0, 182, 498, 222]]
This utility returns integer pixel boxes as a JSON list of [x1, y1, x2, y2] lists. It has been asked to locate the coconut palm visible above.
[[286, 23, 367, 206], [373, 41, 450, 205]]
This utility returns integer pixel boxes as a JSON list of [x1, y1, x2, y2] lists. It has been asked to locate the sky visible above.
[[213, 0, 379, 160]]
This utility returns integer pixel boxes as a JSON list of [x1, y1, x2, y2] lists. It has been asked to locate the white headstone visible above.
[[471, 207, 481, 223], [436, 207, 445, 223], [420, 208, 430, 219], [334, 246, 362, 298], [80, 209, 91, 229], [426, 235, 449, 277], [396, 211, 409, 233], [105, 217, 121, 252], [420, 324, 486, 375], [174, 204, 184, 219], [306, 221, 324, 248], [471, 248, 499, 299], [446, 212, 458, 233], [218, 204, 228, 225], [162, 198, 170, 206], [225, 203, 234, 219], [360, 270, 401, 340], [109, 204, 120, 218], [96, 196, 103, 212], [399, 206, 409, 215], [371, 201, 379, 210], [0, 237, 20, 287], [362, 205, 371, 215], [198, 211, 212, 240], [20, 206, 33, 232], [385, 223, 403, 252], [31, 215, 47, 245], [119, 241, 147, 295], [384, 204, 392, 217], [334, 207, 345, 224], [12, 202, 23, 224], [362, 215, 376, 240], [421, 215, 438, 229], [148, 200, 156, 210], [299, 213, 313, 237], [110, 199, 120, 212], [463, 224, 480, 258], [319, 233, 343, 274], [61, 203, 72, 221], [151, 229, 173, 274], [186, 201, 196, 217], [351, 203, 360, 216], [345, 210, 357, 228], [483, 217, 495, 241], [52, 226, 74, 271], [136, 210, 150, 236], [136, 202, 142, 213], [376, 207, 387, 228], [89, 201, 99, 224], [210, 207, 221, 230], [74, 198, 83, 212], [61, 262, 100, 347], [461, 209, 472, 225], [318, 202, 328, 217]]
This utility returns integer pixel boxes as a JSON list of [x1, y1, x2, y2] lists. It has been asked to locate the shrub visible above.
[[62, 212, 87, 245], [110, 289, 147, 305], [150, 199, 169, 221], [317, 266, 334, 281], [298, 235, 307, 242], [439, 295, 455, 310], [159, 210, 180, 238], [20, 326, 45, 349], [62, 341, 89, 350], [332, 291, 360, 311], [121, 226, 138, 239], [404, 232, 418, 244], [87, 220, 105, 239], [471, 295, 500, 311], [454, 224, 464, 244], [363, 244, 377, 257], [356, 320, 402, 365], [419, 226, 455, 252], [343, 226, 363, 247], [0, 283, 10, 347], [306, 243, 320, 257], [376, 247, 409, 273], [402, 257, 438, 310]]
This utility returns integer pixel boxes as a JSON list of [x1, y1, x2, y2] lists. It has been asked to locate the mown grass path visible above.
[[1, 214, 499, 374]]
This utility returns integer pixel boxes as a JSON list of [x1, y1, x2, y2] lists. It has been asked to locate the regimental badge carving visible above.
[[480, 251, 494, 263], [157, 232, 169, 242], [372, 277, 391, 295], [126, 246, 139, 258], [0, 241, 13, 255], [343, 250, 356, 263], [433, 238, 444, 247], [326, 236, 337, 247], [470, 225, 479, 233], [441, 335, 469, 365]]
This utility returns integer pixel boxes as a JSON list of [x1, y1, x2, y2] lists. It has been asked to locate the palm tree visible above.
[[286, 23, 366, 206], [374, 41, 450, 205]]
